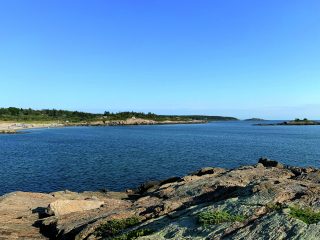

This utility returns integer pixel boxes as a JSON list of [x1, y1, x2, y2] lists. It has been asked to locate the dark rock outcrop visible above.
[[258, 157, 284, 168]]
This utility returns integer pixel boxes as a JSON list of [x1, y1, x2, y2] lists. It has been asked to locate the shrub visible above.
[[113, 228, 154, 240], [95, 217, 140, 237], [198, 210, 246, 225], [289, 206, 320, 224], [266, 202, 284, 212]]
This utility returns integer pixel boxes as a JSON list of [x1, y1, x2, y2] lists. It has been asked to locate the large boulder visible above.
[[47, 199, 104, 216]]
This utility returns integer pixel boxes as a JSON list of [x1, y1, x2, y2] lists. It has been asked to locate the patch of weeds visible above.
[[95, 217, 140, 238], [198, 210, 246, 225], [289, 206, 320, 224], [266, 202, 284, 212], [113, 228, 154, 240]]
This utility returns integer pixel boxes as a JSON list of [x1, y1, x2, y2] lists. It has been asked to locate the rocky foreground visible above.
[[1, 158, 320, 240]]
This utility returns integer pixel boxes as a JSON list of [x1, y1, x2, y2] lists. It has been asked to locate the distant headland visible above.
[[0, 107, 238, 133], [244, 118, 265, 121]]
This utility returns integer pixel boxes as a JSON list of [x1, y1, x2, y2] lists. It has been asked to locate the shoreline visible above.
[[0, 122, 65, 134], [0, 119, 207, 134]]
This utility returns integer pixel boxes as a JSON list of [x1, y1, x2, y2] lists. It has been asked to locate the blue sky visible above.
[[1, 1, 320, 119]]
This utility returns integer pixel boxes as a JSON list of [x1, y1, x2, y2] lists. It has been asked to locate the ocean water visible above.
[[1, 121, 320, 195]]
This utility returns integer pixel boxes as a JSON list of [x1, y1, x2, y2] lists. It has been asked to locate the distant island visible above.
[[255, 118, 320, 126], [0, 107, 238, 133], [244, 118, 265, 121]]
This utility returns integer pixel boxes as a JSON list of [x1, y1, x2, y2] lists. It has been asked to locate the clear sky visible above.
[[1, 1, 320, 119]]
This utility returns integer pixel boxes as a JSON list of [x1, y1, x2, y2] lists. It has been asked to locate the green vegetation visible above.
[[103, 112, 237, 121], [294, 118, 309, 122], [0, 107, 237, 123], [94, 217, 154, 239], [198, 210, 246, 225], [113, 229, 154, 240], [289, 206, 320, 224], [0, 107, 99, 122], [95, 217, 140, 238]]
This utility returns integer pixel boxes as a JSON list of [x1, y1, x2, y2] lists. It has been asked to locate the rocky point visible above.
[[1, 158, 320, 239]]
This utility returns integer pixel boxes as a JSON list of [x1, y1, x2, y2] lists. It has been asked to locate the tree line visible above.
[[0, 107, 237, 122], [0, 107, 99, 122]]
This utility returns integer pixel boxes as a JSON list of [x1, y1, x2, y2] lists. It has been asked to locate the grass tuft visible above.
[[289, 206, 320, 224], [198, 210, 246, 225]]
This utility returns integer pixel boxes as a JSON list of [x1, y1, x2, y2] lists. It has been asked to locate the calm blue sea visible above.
[[1, 121, 320, 195]]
